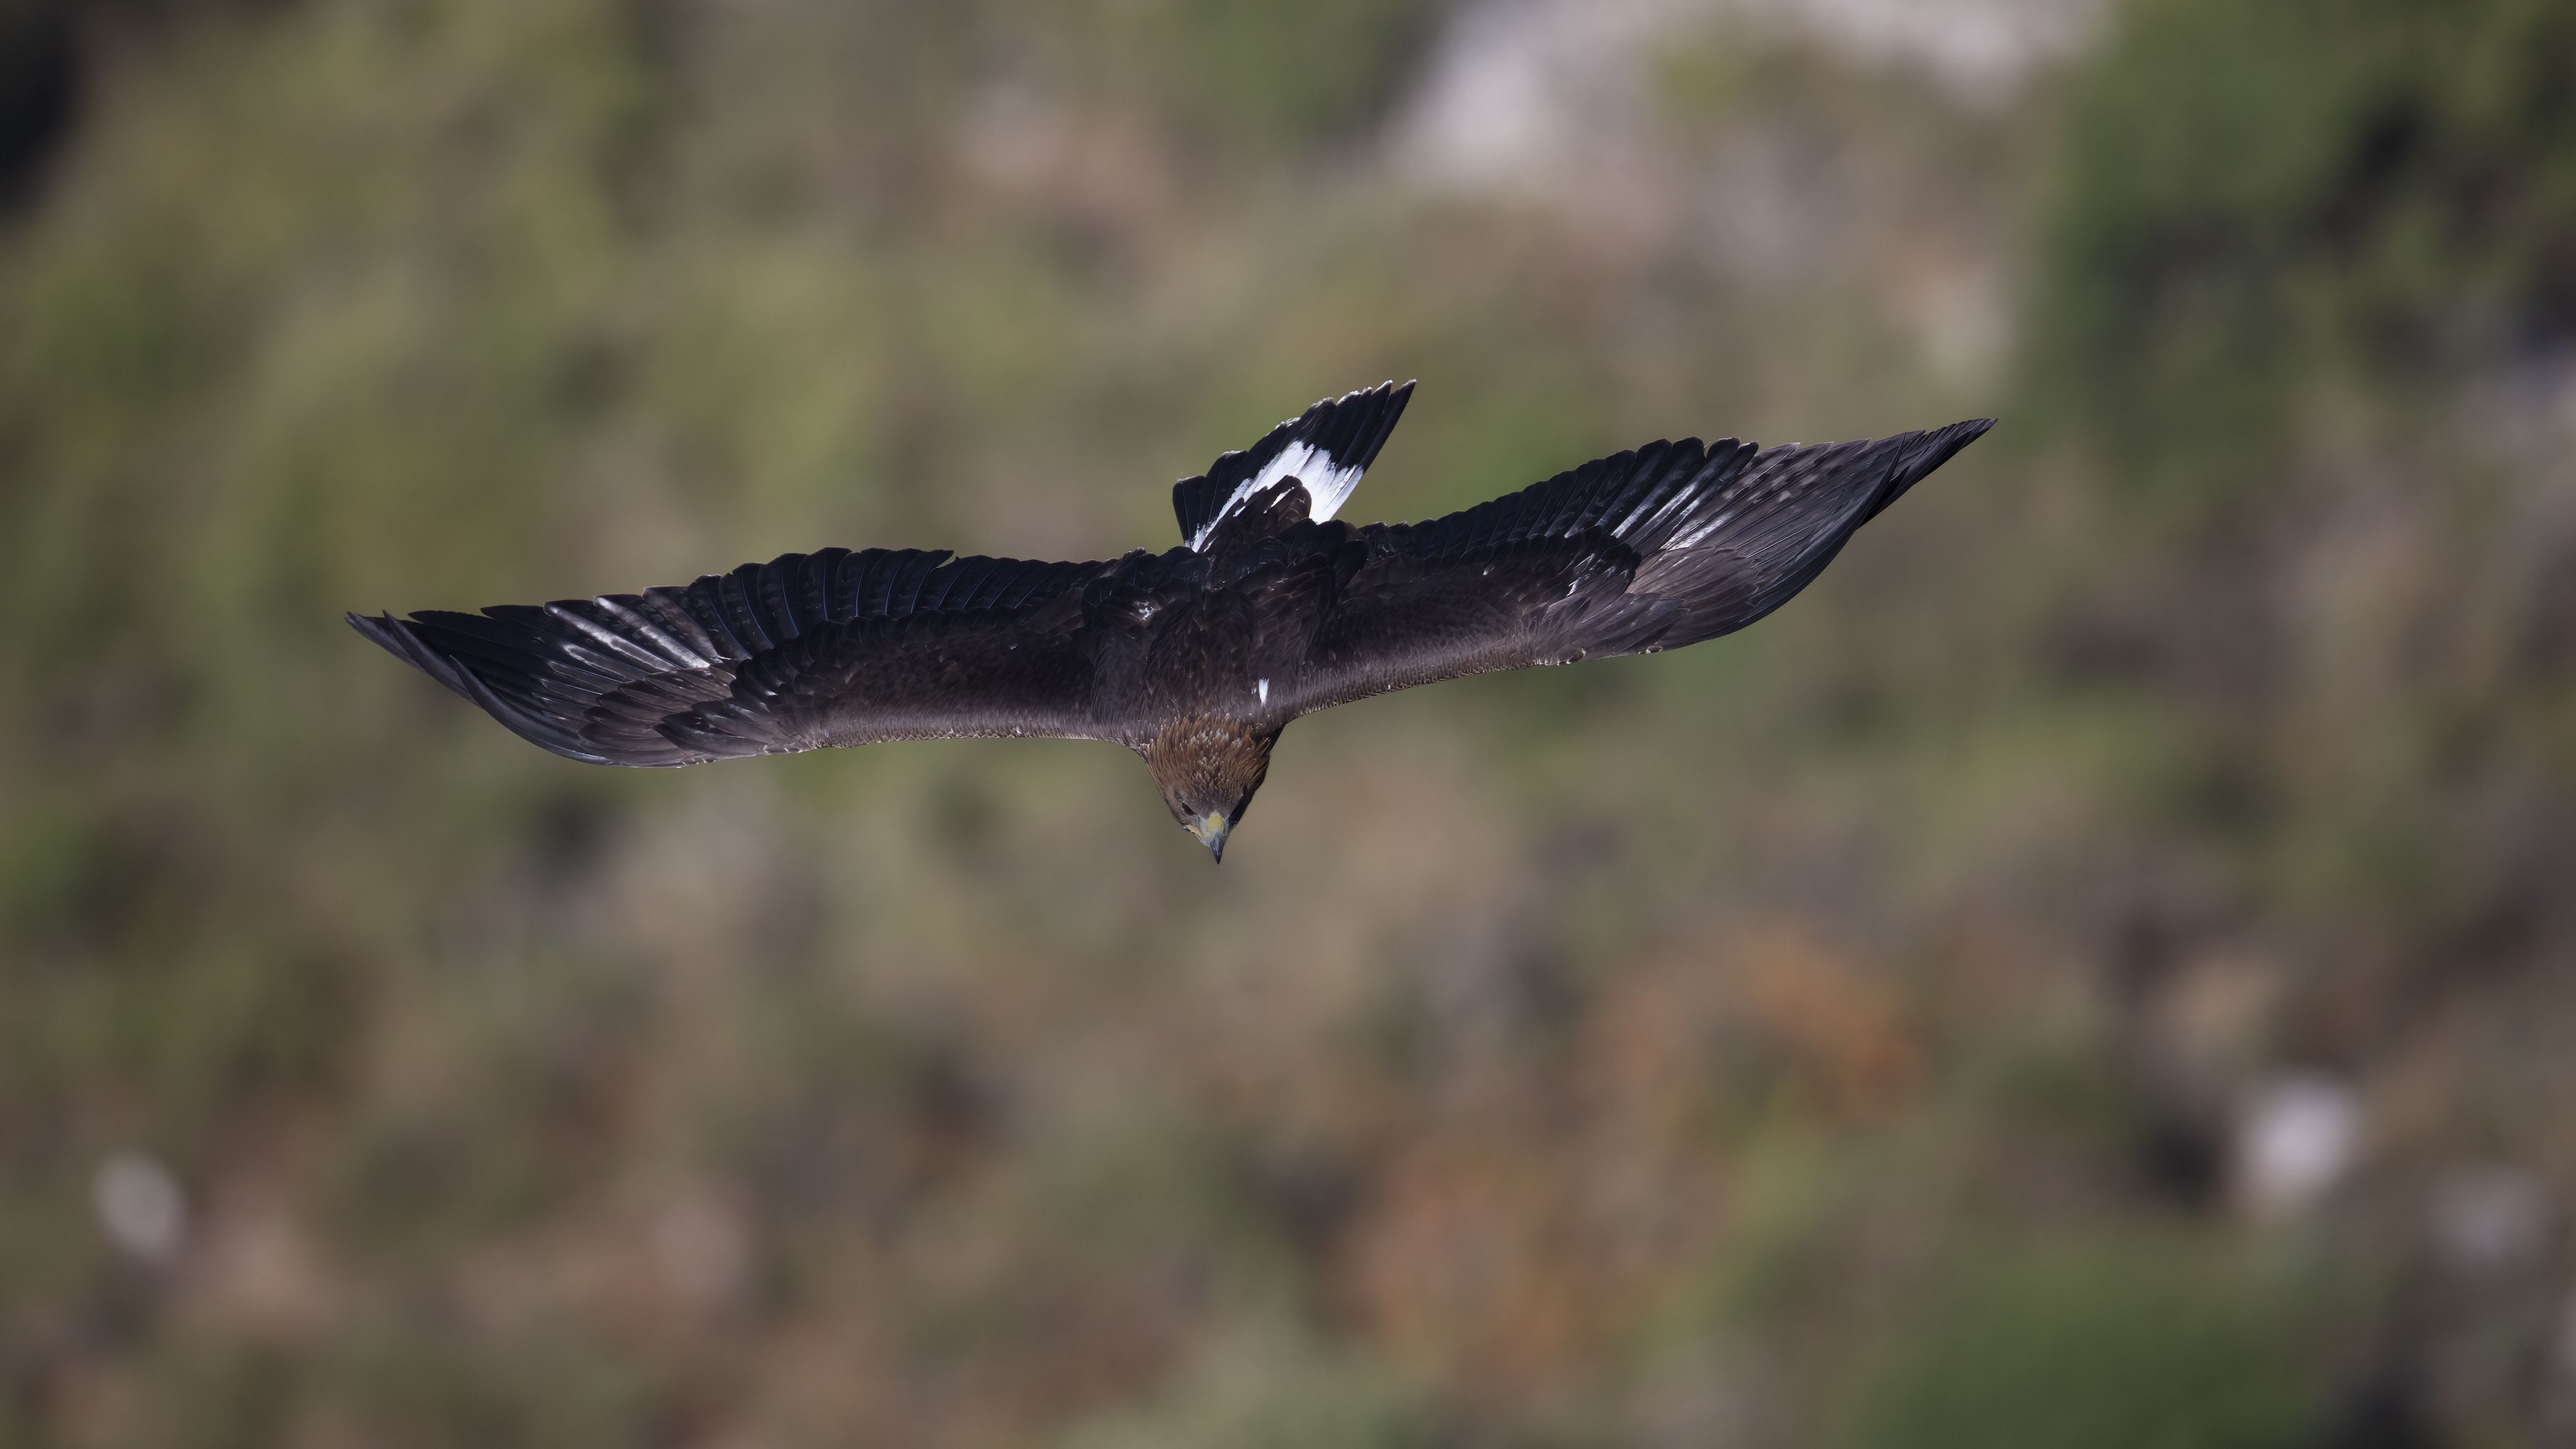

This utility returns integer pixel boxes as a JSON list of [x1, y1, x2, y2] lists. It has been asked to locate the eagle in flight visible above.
[[352, 384, 1990, 860]]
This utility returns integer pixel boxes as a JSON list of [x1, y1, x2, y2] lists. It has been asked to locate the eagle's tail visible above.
[[1174, 381, 1416, 550]]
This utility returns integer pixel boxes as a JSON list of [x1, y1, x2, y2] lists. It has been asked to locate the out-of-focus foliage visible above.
[[1112, 0, 1453, 154], [1, 0, 2572, 1445], [2037, 0, 2576, 510], [2031, 0, 2576, 1043], [1835, 1234, 2312, 1449]]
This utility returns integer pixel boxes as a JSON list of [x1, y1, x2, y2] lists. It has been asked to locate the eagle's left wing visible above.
[[352, 548, 1122, 766], [1277, 421, 1993, 716]]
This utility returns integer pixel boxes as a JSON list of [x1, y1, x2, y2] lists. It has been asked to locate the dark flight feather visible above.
[[353, 548, 1119, 766]]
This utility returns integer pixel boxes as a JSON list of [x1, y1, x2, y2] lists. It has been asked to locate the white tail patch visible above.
[[1188, 441, 1368, 550]]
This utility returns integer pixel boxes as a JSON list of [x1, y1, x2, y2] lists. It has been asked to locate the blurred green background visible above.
[[4, 0, 2575, 1444]]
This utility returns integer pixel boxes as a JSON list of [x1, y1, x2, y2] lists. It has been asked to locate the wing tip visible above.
[[1928, 415, 1997, 456], [346, 608, 402, 650], [349, 606, 648, 767], [346, 608, 400, 654], [349, 608, 467, 692], [1869, 416, 1997, 520], [1946, 416, 1998, 449], [1923, 414, 1997, 464]]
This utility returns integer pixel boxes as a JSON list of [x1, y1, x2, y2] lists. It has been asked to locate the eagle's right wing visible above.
[[1279, 421, 1993, 716], [352, 548, 1121, 766]]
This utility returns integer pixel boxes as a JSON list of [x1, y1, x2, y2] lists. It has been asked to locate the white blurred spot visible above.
[[2428, 1167, 2550, 1275], [94, 1152, 187, 1263], [957, 82, 1059, 192], [1731, 0, 2106, 104], [1393, 0, 1701, 197], [1900, 258, 2009, 385], [2235, 1075, 2357, 1218], [1391, 0, 2104, 199], [653, 1193, 750, 1313]]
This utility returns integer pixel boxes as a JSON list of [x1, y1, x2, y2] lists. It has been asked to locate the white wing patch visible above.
[[1666, 510, 1733, 549], [1186, 440, 1369, 551], [1257, 677, 1270, 704]]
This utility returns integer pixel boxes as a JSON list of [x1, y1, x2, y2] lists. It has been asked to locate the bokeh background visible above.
[[5, 0, 2576, 1444]]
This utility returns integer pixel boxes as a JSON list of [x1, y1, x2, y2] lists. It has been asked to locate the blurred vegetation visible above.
[[2039, 0, 2576, 509], [1835, 1233, 2314, 1449], [2, 0, 2573, 1445]]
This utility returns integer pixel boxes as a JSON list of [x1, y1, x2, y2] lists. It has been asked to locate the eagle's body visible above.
[[353, 384, 1991, 858]]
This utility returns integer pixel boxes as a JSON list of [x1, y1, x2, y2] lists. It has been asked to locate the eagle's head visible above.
[[1142, 718, 1277, 862]]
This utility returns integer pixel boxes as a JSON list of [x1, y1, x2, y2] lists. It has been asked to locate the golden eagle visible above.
[[352, 384, 1990, 860]]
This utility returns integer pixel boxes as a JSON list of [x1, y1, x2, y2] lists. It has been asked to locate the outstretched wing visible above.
[[1172, 380, 1415, 551], [1280, 420, 1994, 715], [352, 548, 1119, 766]]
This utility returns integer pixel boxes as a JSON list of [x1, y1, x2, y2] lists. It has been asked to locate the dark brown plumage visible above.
[[350, 382, 1992, 859]]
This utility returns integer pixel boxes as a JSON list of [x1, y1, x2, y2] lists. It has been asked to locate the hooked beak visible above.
[[1184, 812, 1232, 862]]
